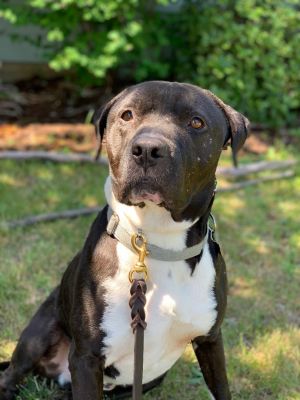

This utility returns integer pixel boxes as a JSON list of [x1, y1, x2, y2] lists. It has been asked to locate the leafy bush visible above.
[[175, 0, 300, 127], [0, 0, 171, 83], [1, 0, 300, 127]]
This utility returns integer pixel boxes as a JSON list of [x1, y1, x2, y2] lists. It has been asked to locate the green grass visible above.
[[0, 146, 299, 400]]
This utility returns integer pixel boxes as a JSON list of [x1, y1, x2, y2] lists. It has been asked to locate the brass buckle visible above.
[[128, 233, 149, 283]]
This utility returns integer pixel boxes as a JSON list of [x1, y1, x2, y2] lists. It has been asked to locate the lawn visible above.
[[0, 145, 299, 400]]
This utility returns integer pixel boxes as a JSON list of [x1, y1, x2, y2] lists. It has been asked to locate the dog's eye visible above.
[[121, 110, 133, 121], [190, 117, 205, 129]]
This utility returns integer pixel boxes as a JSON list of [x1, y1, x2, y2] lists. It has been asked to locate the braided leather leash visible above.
[[128, 234, 149, 400], [129, 279, 147, 399]]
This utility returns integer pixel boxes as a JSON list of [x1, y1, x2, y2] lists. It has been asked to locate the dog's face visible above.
[[94, 81, 249, 221]]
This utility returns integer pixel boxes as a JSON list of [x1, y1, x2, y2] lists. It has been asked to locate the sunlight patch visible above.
[[61, 164, 74, 176], [0, 340, 16, 361], [230, 276, 258, 299], [278, 200, 299, 217], [217, 196, 245, 218], [246, 237, 270, 255], [290, 233, 300, 250], [0, 174, 23, 187], [238, 328, 300, 378], [183, 344, 197, 363], [82, 195, 99, 207], [36, 169, 53, 181]]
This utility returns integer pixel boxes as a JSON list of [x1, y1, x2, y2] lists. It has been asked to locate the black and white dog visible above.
[[0, 81, 248, 400]]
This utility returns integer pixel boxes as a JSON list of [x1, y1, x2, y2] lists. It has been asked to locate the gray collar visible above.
[[106, 207, 209, 262]]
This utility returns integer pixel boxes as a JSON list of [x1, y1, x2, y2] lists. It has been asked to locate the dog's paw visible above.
[[0, 377, 15, 400], [0, 386, 16, 400]]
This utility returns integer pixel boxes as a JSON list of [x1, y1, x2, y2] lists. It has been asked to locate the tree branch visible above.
[[3, 207, 103, 229], [217, 159, 296, 177], [0, 150, 108, 165], [218, 170, 294, 192]]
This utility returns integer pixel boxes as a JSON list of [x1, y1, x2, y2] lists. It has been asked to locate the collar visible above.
[[106, 207, 213, 262]]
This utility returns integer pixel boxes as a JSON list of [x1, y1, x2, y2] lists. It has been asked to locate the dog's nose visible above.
[[131, 135, 169, 169]]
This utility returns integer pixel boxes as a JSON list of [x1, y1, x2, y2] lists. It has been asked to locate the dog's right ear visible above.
[[93, 89, 129, 160], [92, 97, 117, 160]]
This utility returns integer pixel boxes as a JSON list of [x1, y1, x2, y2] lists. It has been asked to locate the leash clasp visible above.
[[129, 234, 149, 283], [208, 213, 217, 241]]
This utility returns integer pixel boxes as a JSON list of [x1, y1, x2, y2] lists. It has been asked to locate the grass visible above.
[[0, 145, 299, 399]]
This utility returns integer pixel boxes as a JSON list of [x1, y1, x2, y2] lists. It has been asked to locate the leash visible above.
[[106, 208, 216, 400], [128, 233, 149, 400]]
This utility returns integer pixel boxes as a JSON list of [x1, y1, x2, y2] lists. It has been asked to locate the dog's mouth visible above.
[[124, 178, 167, 207], [130, 189, 164, 206]]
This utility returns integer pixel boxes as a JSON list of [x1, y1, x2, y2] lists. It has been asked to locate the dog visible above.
[[0, 81, 248, 400]]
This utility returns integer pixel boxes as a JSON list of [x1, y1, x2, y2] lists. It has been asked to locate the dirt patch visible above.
[[243, 134, 270, 155], [0, 123, 97, 152]]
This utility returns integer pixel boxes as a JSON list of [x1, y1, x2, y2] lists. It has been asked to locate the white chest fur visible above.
[[101, 178, 217, 386]]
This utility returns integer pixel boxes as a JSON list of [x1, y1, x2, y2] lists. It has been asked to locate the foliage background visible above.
[[1, 0, 300, 129]]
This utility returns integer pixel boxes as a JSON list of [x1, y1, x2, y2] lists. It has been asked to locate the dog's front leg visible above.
[[192, 330, 231, 400], [69, 341, 104, 400]]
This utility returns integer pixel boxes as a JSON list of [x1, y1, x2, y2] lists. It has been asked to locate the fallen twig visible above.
[[217, 160, 297, 177], [218, 170, 294, 192], [0, 150, 108, 165], [3, 206, 103, 229]]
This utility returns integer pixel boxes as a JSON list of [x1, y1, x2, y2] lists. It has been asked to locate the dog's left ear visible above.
[[93, 88, 129, 160], [205, 90, 250, 167]]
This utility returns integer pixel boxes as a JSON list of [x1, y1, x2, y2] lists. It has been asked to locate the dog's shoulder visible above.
[[208, 236, 228, 312], [58, 205, 120, 341], [194, 235, 228, 343], [61, 205, 111, 277], [83, 205, 110, 252], [69, 205, 119, 281]]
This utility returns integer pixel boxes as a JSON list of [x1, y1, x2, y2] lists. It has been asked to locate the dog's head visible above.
[[93, 81, 249, 221]]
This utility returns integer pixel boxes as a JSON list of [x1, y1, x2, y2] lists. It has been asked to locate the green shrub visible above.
[[175, 0, 300, 127], [0, 0, 171, 83], [1, 0, 299, 128]]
